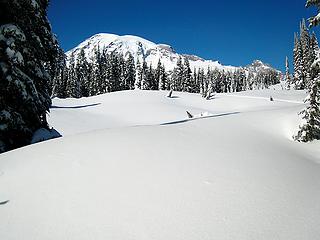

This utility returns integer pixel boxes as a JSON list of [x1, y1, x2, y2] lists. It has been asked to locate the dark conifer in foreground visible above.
[[0, 0, 61, 153]]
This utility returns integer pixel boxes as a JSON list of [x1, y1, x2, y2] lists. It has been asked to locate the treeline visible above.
[[52, 49, 281, 99]]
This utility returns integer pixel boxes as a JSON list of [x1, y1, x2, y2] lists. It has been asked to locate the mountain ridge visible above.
[[66, 33, 280, 74]]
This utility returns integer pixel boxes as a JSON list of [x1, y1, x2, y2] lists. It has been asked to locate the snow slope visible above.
[[1, 89, 320, 240], [66, 33, 275, 73]]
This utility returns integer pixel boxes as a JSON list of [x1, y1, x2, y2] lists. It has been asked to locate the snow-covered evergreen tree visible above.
[[88, 48, 100, 96], [192, 68, 200, 93], [285, 56, 291, 89], [124, 53, 136, 90], [140, 60, 148, 90], [118, 53, 126, 91], [293, 0, 320, 142], [183, 58, 192, 92], [198, 68, 205, 97], [160, 64, 169, 90], [294, 73, 320, 141], [301, 20, 316, 88], [135, 59, 142, 89], [76, 49, 90, 97], [146, 64, 155, 90], [233, 68, 246, 92], [306, 0, 320, 27], [107, 53, 122, 92], [293, 32, 304, 89], [66, 53, 77, 97], [292, 20, 317, 90], [156, 60, 168, 90], [51, 48, 66, 97], [172, 57, 184, 91], [311, 32, 319, 55], [0, 0, 61, 152]]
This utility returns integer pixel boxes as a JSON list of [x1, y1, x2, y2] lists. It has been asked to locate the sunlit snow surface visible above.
[[1, 87, 320, 240]]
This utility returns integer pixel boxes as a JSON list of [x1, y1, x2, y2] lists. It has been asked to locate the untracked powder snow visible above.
[[0, 88, 320, 240]]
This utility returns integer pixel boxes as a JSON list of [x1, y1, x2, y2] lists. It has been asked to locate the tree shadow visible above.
[[51, 103, 101, 109], [161, 112, 240, 126], [0, 200, 9, 205]]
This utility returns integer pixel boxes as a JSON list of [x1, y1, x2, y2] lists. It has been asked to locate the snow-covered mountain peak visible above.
[[157, 44, 176, 53], [246, 60, 277, 72], [66, 33, 279, 73], [76, 33, 119, 50], [117, 35, 157, 48]]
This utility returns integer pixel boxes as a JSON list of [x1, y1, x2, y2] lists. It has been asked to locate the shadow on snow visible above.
[[160, 112, 240, 126], [51, 103, 101, 109]]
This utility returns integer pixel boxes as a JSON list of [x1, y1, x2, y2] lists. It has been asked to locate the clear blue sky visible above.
[[48, 0, 318, 71]]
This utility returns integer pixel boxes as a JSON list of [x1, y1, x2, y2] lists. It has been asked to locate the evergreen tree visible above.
[[225, 71, 233, 93], [75, 49, 90, 97], [88, 46, 98, 95], [135, 59, 142, 89], [55, 64, 68, 98], [293, 32, 304, 89], [311, 32, 319, 55], [306, 0, 320, 27], [100, 49, 109, 93], [192, 68, 200, 93], [118, 53, 126, 91], [160, 64, 168, 90], [66, 53, 77, 97], [212, 68, 222, 93], [294, 73, 320, 141], [89, 51, 99, 96], [156, 60, 167, 90], [285, 56, 291, 89], [155, 60, 162, 90], [108, 53, 121, 92], [310, 32, 320, 79], [183, 58, 192, 92], [140, 60, 148, 90], [293, 0, 320, 142], [51, 48, 66, 97], [301, 19, 315, 88], [234, 68, 246, 92], [172, 57, 184, 91], [0, 0, 61, 152], [124, 53, 136, 90], [151, 64, 159, 90], [146, 64, 155, 90], [246, 72, 255, 90]]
